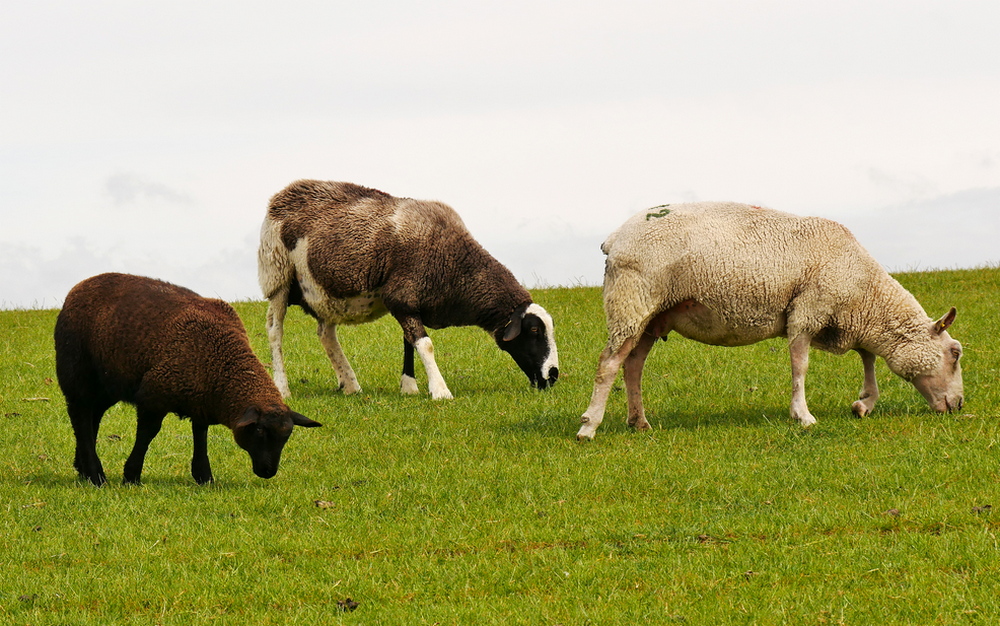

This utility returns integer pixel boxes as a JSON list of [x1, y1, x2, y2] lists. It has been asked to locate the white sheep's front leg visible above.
[[414, 336, 453, 400], [577, 336, 638, 440], [788, 334, 816, 427], [851, 348, 880, 417], [318, 321, 362, 395], [265, 291, 292, 399]]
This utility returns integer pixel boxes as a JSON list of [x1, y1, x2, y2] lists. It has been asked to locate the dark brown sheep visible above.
[[54, 273, 321, 486], [258, 180, 559, 400]]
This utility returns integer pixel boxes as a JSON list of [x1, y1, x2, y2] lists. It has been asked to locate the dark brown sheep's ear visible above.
[[502, 305, 529, 342], [933, 307, 957, 334], [236, 407, 260, 428], [291, 411, 321, 427]]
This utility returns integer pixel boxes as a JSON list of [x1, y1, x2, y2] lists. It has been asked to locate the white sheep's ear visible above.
[[933, 307, 957, 334], [502, 305, 529, 341]]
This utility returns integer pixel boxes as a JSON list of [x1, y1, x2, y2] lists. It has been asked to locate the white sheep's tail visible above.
[[602, 263, 657, 354], [257, 216, 294, 299]]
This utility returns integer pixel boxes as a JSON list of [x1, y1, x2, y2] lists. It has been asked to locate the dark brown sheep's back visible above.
[[58, 273, 281, 425]]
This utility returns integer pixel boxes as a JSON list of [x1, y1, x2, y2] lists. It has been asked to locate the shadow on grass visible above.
[[15, 466, 265, 490], [503, 403, 870, 439]]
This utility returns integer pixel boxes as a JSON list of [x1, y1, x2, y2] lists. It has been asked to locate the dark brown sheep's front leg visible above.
[[123, 408, 166, 484], [191, 421, 213, 485]]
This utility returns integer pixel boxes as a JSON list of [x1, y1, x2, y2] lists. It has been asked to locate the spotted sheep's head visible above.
[[894, 307, 964, 414], [495, 303, 559, 390], [232, 405, 322, 478]]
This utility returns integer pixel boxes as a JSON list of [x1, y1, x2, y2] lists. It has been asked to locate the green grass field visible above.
[[1, 267, 997, 624]]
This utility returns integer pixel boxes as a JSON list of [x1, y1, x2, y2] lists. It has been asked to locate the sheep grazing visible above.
[[258, 179, 559, 400], [54, 273, 321, 486], [577, 202, 964, 440]]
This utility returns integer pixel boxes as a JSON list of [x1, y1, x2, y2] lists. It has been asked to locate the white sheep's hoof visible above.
[[797, 413, 817, 427], [576, 421, 598, 441], [851, 400, 873, 417], [341, 381, 362, 395], [400, 375, 419, 395]]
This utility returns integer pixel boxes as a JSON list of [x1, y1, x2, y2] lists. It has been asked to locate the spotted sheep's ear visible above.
[[502, 304, 530, 342], [933, 307, 957, 335]]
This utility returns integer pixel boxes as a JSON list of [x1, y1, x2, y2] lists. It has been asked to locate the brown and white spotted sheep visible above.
[[258, 180, 559, 400]]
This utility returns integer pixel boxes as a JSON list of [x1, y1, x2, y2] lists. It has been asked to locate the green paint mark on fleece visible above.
[[645, 205, 671, 220]]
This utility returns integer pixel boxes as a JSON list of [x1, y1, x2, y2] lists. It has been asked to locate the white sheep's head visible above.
[[904, 308, 964, 413]]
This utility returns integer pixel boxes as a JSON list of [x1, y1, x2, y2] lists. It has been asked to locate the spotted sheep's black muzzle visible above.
[[531, 366, 559, 390]]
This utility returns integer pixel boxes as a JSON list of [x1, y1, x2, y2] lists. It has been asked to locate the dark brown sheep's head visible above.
[[232, 405, 321, 478]]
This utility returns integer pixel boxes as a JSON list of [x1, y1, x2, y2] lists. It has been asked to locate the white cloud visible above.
[[1, 1, 999, 308], [104, 173, 193, 208]]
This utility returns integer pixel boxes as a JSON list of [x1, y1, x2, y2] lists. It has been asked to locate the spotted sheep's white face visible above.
[[909, 308, 964, 413], [496, 303, 559, 389]]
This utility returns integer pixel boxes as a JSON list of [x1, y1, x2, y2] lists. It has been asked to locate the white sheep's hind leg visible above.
[[577, 335, 639, 440], [414, 337, 453, 400], [623, 332, 658, 431], [851, 348, 880, 417], [265, 291, 292, 399], [788, 334, 817, 427], [318, 321, 362, 395]]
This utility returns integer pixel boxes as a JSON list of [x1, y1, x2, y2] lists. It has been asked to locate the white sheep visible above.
[[577, 202, 964, 440], [258, 179, 559, 400]]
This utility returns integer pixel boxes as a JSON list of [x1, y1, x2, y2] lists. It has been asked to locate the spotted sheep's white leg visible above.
[[400, 374, 419, 395], [400, 340, 419, 395], [414, 336, 453, 400], [788, 334, 817, 427], [318, 321, 362, 394]]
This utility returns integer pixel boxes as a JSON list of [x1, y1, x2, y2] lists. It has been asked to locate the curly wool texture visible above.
[[259, 180, 531, 331], [56, 273, 287, 425], [600, 202, 944, 378]]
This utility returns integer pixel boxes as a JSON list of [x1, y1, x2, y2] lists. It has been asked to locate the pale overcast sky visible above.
[[2, 0, 998, 309]]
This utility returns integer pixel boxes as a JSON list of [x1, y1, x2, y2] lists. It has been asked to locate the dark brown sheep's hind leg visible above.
[[67, 400, 110, 486], [123, 408, 166, 485]]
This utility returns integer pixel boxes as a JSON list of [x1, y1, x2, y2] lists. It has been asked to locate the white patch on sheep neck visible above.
[[526, 303, 559, 374], [289, 236, 389, 325]]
